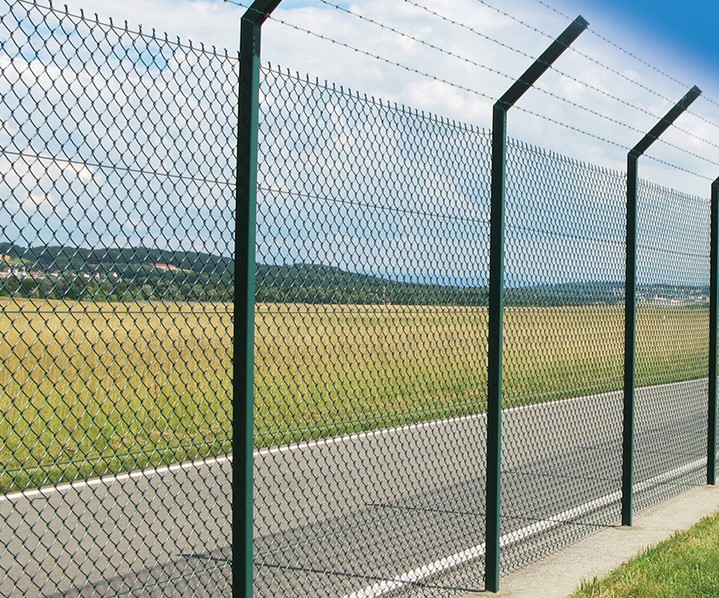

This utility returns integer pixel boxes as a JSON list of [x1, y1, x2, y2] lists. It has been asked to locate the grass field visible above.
[[572, 511, 719, 597], [0, 298, 709, 493]]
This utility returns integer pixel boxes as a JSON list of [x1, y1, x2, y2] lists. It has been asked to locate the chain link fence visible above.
[[500, 145, 626, 572], [1, 0, 235, 594], [634, 182, 710, 512], [0, 0, 716, 596], [253, 65, 491, 596]]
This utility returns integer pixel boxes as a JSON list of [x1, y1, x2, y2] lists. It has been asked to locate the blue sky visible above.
[[599, 0, 717, 69], [560, 0, 718, 85], [3, 0, 717, 285]]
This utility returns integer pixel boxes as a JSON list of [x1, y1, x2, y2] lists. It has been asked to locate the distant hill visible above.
[[0, 242, 232, 275], [0, 243, 490, 305], [255, 263, 488, 305], [0, 242, 706, 306]]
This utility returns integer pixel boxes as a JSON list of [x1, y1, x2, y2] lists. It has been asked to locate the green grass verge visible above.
[[572, 511, 719, 598], [0, 299, 710, 493]]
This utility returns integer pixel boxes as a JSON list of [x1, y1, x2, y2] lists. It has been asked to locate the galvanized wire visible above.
[[634, 183, 710, 512], [500, 141, 626, 572], [1, 1, 715, 596], [253, 64, 491, 595], [1, 0, 234, 594]]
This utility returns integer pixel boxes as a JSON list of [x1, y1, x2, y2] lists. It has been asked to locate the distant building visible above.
[[146, 262, 179, 271], [0, 266, 28, 279]]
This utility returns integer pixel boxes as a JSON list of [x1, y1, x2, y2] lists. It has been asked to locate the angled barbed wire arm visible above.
[[622, 85, 702, 527], [485, 14, 588, 593]]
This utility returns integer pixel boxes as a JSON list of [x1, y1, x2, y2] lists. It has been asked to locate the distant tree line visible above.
[[2, 242, 688, 307], [0, 242, 232, 275], [1, 272, 234, 302], [1, 269, 629, 306]]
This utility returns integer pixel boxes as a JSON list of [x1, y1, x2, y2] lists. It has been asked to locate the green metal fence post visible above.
[[709, 177, 719, 485], [623, 150, 638, 526], [484, 16, 588, 592], [233, 2, 283, 597], [486, 102, 506, 595], [621, 85, 701, 526]]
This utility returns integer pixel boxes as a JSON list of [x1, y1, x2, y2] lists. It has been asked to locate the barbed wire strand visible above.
[[404, 0, 719, 152], [38, 0, 718, 156], [532, 0, 719, 111], [514, 105, 711, 180], [19, 0, 234, 58], [33, 0, 711, 179], [222, 0, 711, 181], [312, 0, 719, 165], [471, 0, 719, 132]]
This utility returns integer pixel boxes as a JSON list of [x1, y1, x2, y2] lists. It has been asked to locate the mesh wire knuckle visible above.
[[0, 1, 713, 596]]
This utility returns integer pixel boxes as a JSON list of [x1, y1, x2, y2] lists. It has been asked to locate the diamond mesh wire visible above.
[[1, 1, 234, 594], [500, 142, 626, 573], [253, 65, 491, 596], [1, 1, 716, 596], [634, 182, 710, 512]]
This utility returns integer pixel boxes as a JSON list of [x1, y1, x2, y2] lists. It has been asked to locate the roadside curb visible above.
[[463, 484, 719, 597]]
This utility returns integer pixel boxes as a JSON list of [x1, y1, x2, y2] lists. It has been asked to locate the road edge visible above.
[[465, 483, 719, 597]]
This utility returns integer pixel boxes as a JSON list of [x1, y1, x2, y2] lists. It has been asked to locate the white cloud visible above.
[[404, 79, 489, 123], [46, 0, 715, 199], [22, 189, 55, 211], [5, 0, 718, 281]]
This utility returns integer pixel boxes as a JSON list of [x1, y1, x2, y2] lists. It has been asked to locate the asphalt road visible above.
[[0, 379, 709, 597]]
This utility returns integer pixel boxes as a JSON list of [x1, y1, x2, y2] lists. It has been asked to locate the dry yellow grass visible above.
[[0, 298, 709, 492]]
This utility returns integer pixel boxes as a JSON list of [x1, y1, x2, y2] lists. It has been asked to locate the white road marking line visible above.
[[1, 377, 704, 503], [345, 544, 487, 598], [0, 455, 231, 503], [258, 377, 703, 456], [342, 457, 707, 598]]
